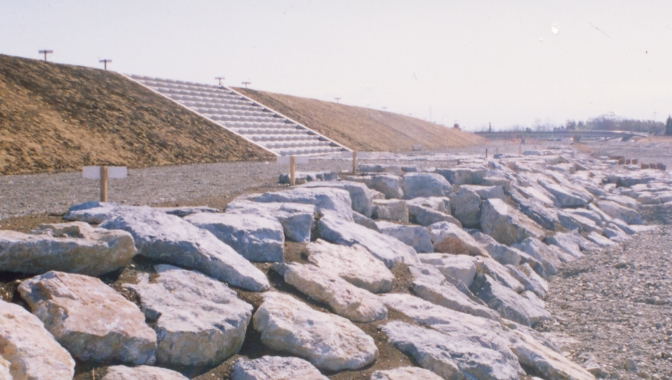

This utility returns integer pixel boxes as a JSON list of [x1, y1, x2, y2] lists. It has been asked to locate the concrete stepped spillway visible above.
[[127, 75, 350, 157]]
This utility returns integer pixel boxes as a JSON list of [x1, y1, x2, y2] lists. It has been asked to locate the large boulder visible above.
[[0, 221, 136, 276], [401, 172, 452, 199], [545, 231, 599, 259], [317, 214, 418, 268], [557, 211, 601, 234], [371, 367, 443, 380], [254, 188, 354, 221], [596, 200, 643, 225], [273, 263, 387, 322], [18, 271, 157, 365], [184, 213, 284, 262], [409, 264, 501, 321], [406, 197, 450, 213], [0, 300, 75, 380], [306, 239, 394, 293], [460, 185, 506, 200], [407, 204, 461, 227], [366, 174, 404, 199], [418, 253, 479, 287], [279, 171, 338, 184], [252, 292, 378, 371], [480, 199, 546, 246], [511, 237, 560, 275], [428, 222, 488, 257], [506, 263, 549, 298], [472, 232, 548, 278], [230, 356, 328, 380], [540, 182, 593, 208], [100, 209, 269, 291], [357, 164, 404, 176], [470, 273, 551, 326], [480, 258, 525, 293], [225, 200, 315, 243], [64, 201, 125, 223], [376, 221, 433, 253], [101, 365, 188, 380], [303, 181, 376, 217], [450, 187, 483, 228], [371, 199, 409, 222], [124, 265, 252, 367], [382, 320, 523, 380], [435, 167, 486, 185]]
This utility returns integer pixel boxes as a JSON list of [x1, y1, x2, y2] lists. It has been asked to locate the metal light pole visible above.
[[215, 77, 225, 86], [99, 59, 112, 70], [335, 97, 341, 104], [242, 81, 251, 88], [38, 50, 53, 62]]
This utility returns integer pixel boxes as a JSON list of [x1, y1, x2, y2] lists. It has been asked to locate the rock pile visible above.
[[1, 146, 670, 379]]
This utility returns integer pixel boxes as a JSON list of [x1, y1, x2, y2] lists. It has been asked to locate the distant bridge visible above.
[[475, 130, 649, 141]]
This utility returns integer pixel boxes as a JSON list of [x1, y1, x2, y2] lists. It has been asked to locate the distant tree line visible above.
[[476, 115, 672, 135]]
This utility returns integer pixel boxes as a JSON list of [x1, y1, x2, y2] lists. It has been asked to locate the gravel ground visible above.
[[539, 205, 672, 379]]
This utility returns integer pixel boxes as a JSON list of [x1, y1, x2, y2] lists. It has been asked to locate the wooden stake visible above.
[[100, 166, 108, 202], [352, 151, 357, 174], [519, 145, 521, 154], [496, 147, 499, 154], [289, 156, 296, 186], [485, 148, 488, 159]]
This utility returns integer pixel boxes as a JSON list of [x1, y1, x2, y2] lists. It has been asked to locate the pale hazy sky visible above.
[[2, 1, 671, 130]]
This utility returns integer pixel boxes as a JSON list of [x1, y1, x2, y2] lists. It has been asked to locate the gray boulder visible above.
[[480, 199, 546, 246], [418, 253, 479, 287], [401, 172, 452, 199], [480, 258, 525, 293], [557, 211, 601, 234], [408, 204, 461, 227], [254, 187, 354, 221], [406, 196, 450, 213], [545, 231, 600, 259], [303, 181, 376, 217], [470, 273, 551, 326], [253, 292, 378, 371], [357, 164, 403, 176], [273, 263, 387, 323], [461, 185, 506, 200], [450, 187, 483, 228], [376, 221, 433, 253], [0, 221, 136, 276], [185, 213, 284, 262], [317, 214, 418, 268], [101, 365, 188, 380], [382, 320, 523, 380], [124, 265, 252, 367], [306, 239, 394, 293], [226, 200, 315, 243], [540, 182, 593, 208], [586, 232, 618, 248], [231, 356, 328, 380], [511, 238, 560, 276], [506, 263, 548, 298], [597, 200, 643, 225], [19, 271, 157, 365], [353, 211, 380, 231], [0, 300, 75, 380], [429, 222, 488, 257], [367, 174, 404, 199], [435, 167, 486, 185], [279, 171, 338, 184], [100, 209, 269, 291], [371, 199, 409, 222], [371, 367, 443, 380]]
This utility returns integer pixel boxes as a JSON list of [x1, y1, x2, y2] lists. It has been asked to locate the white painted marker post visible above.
[[82, 166, 127, 202], [277, 156, 309, 186]]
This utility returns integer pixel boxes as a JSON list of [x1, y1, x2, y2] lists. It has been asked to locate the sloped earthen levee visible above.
[[127, 75, 350, 157]]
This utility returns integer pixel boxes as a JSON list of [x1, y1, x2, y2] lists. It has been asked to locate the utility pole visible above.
[[38, 50, 53, 62], [215, 77, 225, 86], [335, 97, 341, 104], [99, 59, 112, 70], [242, 81, 251, 88], [382, 107, 387, 111]]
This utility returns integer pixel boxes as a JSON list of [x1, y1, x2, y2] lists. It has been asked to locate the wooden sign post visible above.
[[340, 151, 365, 174], [485, 148, 488, 159], [83, 166, 127, 201], [277, 156, 309, 186]]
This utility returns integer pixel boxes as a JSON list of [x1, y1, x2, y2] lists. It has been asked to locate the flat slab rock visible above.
[[184, 212, 284, 262], [230, 356, 328, 380], [225, 199, 315, 243], [419, 253, 480, 287], [100, 208, 269, 291], [382, 320, 523, 380], [0, 221, 136, 276], [401, 172, 453, 199], [306, 239, 394, 293], [254, 187, 354, 222], [409, 264, 500, 321], [376, 221, 433, 253], [371, 199, 409, 222], [273, 262, 387, 323], [470, 273, 551, 327], [124, 265, 252, 367], [370, 366, 443, 380], [101, 365, 188, 380], [252, 292, 378, 371], [407, 203, 461, 227], [18, 271, 157, 365], [0, 300, 75, 380], [317, 214, 418, 268]]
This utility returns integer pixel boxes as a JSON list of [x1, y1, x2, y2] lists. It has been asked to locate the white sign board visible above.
[[82, 166, 128, 179], [341, 151, 367, 158], [277, 156, 309, 165]]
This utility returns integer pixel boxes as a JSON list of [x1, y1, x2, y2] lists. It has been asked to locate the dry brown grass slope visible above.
[[0, 54, 274, 175], [236, 87, 484, 152]]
